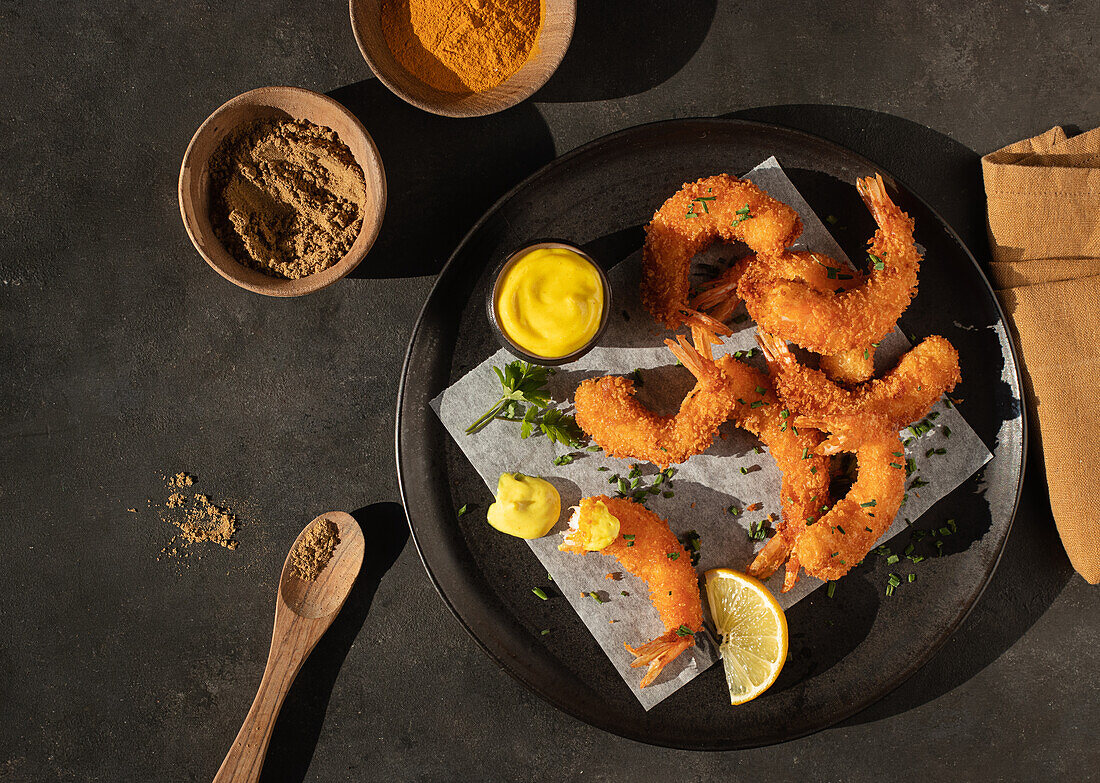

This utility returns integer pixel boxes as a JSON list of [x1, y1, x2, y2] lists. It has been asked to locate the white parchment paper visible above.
[[432, 158, 992, 709]]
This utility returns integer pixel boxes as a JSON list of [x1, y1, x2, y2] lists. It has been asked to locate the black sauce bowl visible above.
[[485, 239, 613, 367]]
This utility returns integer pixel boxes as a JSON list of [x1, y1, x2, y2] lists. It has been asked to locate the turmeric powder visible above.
[[380, 0, 543, 94]]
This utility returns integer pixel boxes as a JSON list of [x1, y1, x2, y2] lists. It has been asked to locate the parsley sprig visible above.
[[465, 361, 582, 445]]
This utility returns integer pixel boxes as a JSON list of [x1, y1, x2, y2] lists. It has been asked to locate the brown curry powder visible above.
[[380, 0, 542, 94], [208, 118, 366, 280]]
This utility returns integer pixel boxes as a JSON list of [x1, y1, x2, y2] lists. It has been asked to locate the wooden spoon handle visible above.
[[213, 605, 331, 783], [211, 645, 300, 783]]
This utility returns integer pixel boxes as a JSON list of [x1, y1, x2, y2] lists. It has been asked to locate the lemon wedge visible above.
[[704, 568, 788, 705]]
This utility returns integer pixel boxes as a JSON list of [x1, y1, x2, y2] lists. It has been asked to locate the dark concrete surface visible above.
[[1, 2, 1097, 781]]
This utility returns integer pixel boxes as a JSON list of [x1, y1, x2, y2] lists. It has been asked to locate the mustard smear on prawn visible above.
[[560, 496, 703, 688]]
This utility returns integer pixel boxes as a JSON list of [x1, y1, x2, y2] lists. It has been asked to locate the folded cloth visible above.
[[982, 126, 1100, 584]]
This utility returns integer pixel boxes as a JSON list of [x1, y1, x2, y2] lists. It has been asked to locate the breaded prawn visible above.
[[642, 174, 802, 330], [561, 496, 703, 687], [738, 174, 920, 354], [757, 331, 961, 429]]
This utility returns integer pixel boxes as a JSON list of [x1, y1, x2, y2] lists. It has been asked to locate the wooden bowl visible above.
[[178, 86, 387, 297], [349, 0, 575, 118]]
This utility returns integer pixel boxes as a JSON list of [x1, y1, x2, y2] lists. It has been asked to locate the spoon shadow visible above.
[[258, 501, 409, 783]]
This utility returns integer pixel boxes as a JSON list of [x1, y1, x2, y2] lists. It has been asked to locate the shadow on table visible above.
[[840, 442, 1073, 726], [328, 79, 555, 279], [258, 501, 409, 783], [533, 1, 717, 102], [721, 104, 990, 255]]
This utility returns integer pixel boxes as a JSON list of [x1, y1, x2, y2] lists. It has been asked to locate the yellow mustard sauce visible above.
[[568, 500, 620, 551], [495, 246, 604, 359], [486, 473, 561, 539]]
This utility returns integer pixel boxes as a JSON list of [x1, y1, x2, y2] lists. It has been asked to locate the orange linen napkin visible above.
[[982, 125, 1100, 584]]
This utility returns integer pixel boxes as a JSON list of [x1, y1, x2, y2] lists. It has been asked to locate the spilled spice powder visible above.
[[175, 494, 239, 550], [168, 472, 195, 489], [208, 118, 367, 280], [154, 473, 240, 559], [289, 517, 341, 581]]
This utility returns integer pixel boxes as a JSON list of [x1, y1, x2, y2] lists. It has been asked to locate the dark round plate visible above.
[[396, 119, 1025, 749]]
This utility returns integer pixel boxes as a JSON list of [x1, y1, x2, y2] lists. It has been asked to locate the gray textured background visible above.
[[1, 2, 1098, 781]]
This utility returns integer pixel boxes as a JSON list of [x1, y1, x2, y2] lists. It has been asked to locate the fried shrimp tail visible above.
[[561, 497, 703, 687], [642, 174, 802, 330], [738, 174, 920, 354]]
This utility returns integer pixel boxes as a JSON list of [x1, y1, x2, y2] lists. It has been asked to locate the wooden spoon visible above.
[[213, 512, 365, 783]]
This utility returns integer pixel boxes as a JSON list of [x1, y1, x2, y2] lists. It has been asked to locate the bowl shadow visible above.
[[534, 2, 717, 102], [328, 79, 556, 279]]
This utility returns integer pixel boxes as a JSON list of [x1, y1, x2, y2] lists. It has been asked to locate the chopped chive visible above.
[[944, 426, 952, 438], [755, 385, 767, 395], [908, 573, 915, 583], [801, 447, 809, 460], [540, 629, 550, 635], [589, 592, 604, 604], [457, 504, 468, 517], [750, 400, 767, 408], [621, 590, 628, 596], [826, 581, 836, 597], [666, 552, 680, 560], [662, 491, 674, 498], [886, 554, 900, 564], [837, 525, 846, 534], [860, 499, 877, 508], [675, 625, 695, 637], [740, 466, 749, 475], [532, 588, 548, 600]]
